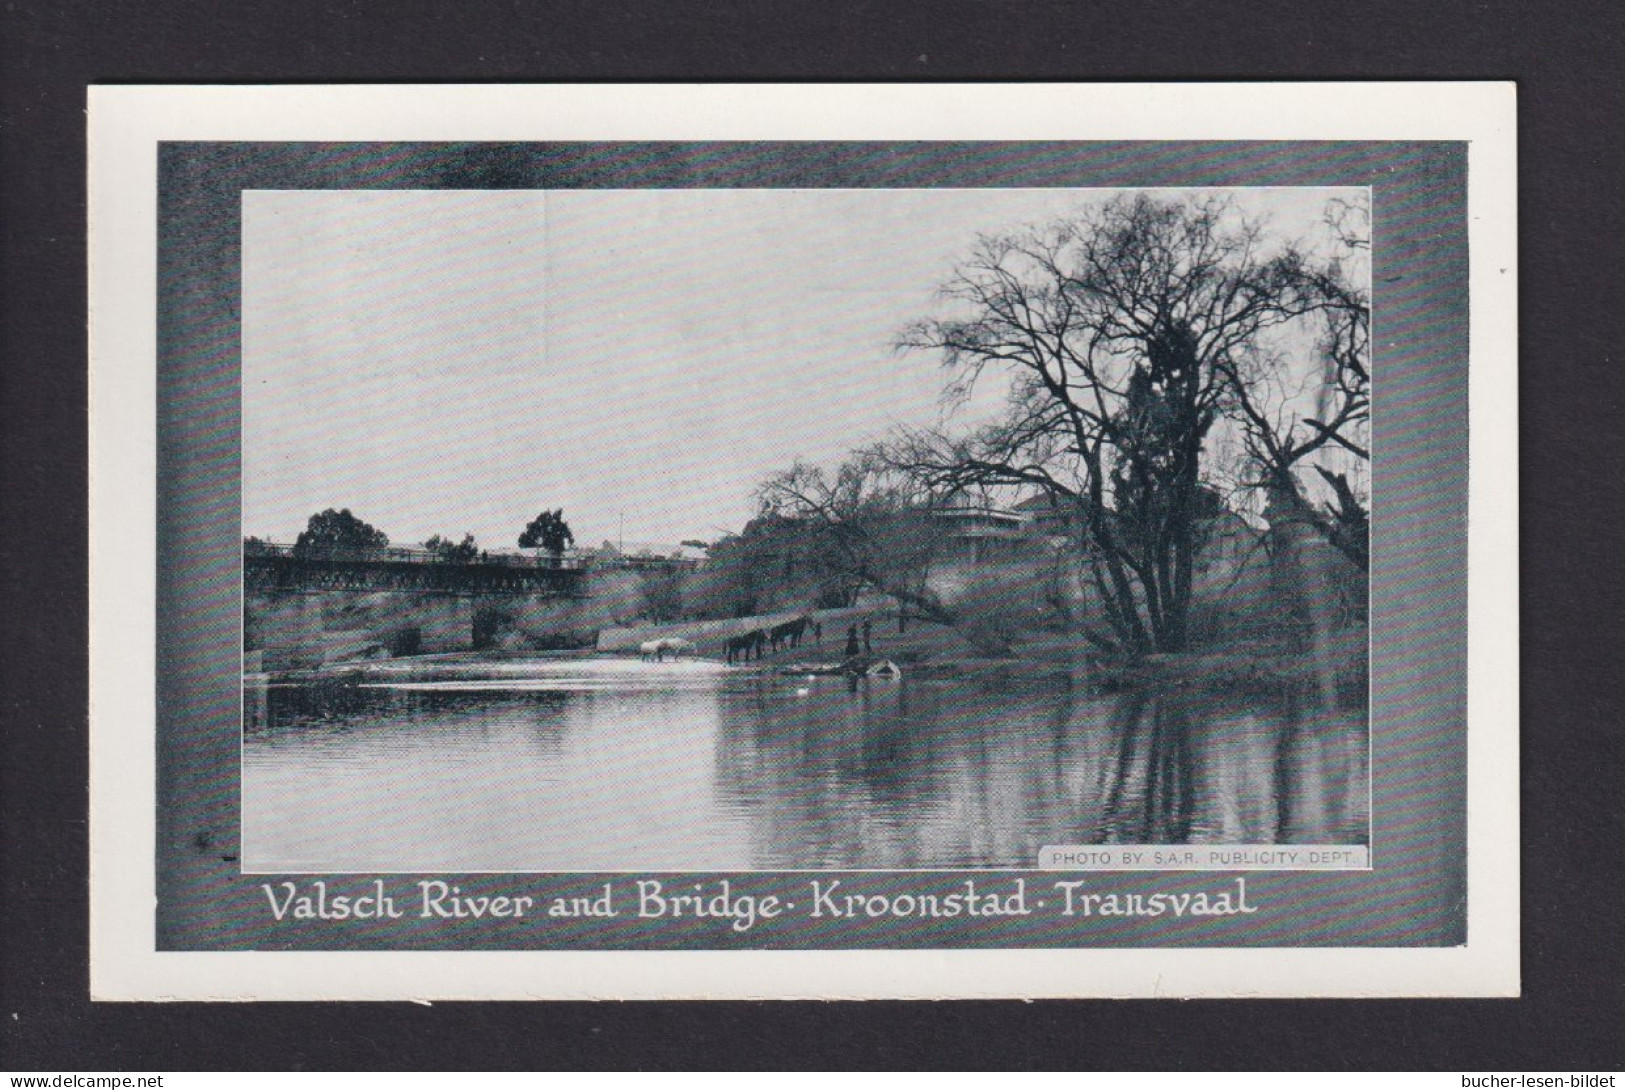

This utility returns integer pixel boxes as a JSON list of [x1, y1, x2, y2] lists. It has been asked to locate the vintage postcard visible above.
[[88, 84, 1517, 999]]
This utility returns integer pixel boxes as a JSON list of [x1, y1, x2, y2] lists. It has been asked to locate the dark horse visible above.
[[769, 616, 812, 655]]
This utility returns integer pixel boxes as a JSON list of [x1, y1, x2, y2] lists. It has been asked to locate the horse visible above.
[[786, 615, 809, 649], [639, 637, 693, 663]]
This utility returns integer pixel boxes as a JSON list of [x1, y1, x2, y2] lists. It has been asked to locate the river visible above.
[[242, 656, 1368, 872]]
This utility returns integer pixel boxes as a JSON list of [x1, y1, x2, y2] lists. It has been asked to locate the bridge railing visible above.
[[602, 554, 702, 571], [243, 541, 591, 570]]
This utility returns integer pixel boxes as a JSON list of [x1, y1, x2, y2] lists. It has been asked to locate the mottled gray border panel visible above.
[[156, 142, 1465, 949]]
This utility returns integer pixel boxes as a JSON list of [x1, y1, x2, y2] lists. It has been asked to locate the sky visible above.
[[242, 186, 1362, 550]]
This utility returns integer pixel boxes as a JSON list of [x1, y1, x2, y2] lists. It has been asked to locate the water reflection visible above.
[[243, 663, 1366, 872]]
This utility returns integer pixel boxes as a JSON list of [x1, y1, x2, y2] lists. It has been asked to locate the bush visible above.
[[951, 566, 1051, 656]]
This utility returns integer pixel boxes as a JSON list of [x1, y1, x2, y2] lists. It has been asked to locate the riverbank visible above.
[[772, 619, 1368, 695], [595, 605, 880, 655], [250, 617, 1367, 698]]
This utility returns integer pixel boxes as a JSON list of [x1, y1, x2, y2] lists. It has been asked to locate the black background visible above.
[[2, 0, 1621, 1071]]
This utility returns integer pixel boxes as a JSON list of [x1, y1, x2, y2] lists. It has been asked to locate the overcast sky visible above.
[[242, 186, 1359, 549]]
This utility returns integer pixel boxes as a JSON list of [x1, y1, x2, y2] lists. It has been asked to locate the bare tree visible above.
[[756, 457, 952, 625], [890, 194, 1334, 654], [1216, 197, 1371, 571]]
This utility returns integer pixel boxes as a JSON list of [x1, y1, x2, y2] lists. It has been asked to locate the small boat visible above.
[[782, 654, 901, 680]]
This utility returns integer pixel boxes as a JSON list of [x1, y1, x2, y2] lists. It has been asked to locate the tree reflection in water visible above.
[[243, 665, 1367, 872], [713, 677, 1367, 869]]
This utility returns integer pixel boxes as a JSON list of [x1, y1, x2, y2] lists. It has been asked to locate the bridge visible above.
[[243, 543, 700, 670], [245, 542, 596, 595]]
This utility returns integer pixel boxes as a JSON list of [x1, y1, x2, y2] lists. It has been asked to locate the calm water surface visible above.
[[242, 657, 1367, 871]]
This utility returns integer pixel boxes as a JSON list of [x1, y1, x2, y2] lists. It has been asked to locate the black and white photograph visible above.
[[239, 185, 1374, 875]]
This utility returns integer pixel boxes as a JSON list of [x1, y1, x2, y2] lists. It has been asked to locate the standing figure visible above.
[[845, 625, 861, 658], [862, 619, 873, 654], [813, 621, 822, 645]]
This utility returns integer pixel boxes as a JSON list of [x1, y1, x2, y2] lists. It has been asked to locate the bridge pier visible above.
[[243, 551, 606, 667], [409, 595, 475, 655], [249, 593, 325, 670], [247, 591, 482, 668]]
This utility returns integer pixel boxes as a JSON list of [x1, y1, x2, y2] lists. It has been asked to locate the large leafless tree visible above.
[[887, 193, 1356, 654]]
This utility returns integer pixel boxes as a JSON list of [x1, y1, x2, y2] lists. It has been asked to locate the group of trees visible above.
[[422, 533, 479, 564], [753, 459, 948, 623], [756, 193, 1371, 656], [694, 476, 936, 622]]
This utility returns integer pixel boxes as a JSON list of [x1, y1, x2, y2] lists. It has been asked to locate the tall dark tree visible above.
[[518, 508, 575, 556], [293, 508, 388, 555], [890, 194, 1339, 654]]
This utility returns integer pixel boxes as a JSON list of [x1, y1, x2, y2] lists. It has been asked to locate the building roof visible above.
[[1011, 492, 1062, 512], [592, 539, 708, 560]]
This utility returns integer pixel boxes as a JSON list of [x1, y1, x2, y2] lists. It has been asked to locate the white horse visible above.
[[639, 637, 694, 662]]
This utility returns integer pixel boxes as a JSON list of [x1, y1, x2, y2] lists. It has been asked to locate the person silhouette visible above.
[[862, 619, 873, 654], [845, 625, 861, 658]]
